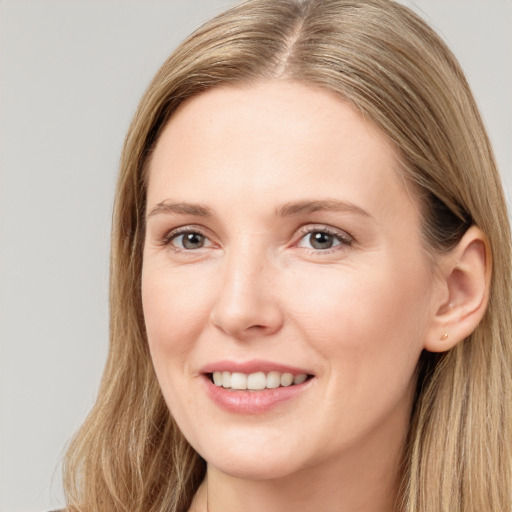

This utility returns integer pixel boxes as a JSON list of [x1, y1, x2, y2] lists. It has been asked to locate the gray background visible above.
[[1, 1, 510, 511]]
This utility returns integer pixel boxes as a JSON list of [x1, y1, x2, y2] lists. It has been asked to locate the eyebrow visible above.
[[146, 198, 371, 220], [277, 199, 371, 218], [147, 201, 212, 219]]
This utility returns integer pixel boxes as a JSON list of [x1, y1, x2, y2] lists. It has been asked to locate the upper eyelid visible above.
[[163, 225, 209, 239], [293, 224, 353, 242]]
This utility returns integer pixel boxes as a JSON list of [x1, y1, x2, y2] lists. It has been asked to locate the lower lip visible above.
[[203, 375, 312, 414]]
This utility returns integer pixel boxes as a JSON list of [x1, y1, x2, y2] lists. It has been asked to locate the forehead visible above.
[[146, 80, 417, 225], [151, 80, 397, 167]]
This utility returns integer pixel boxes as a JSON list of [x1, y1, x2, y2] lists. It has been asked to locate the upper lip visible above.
[[200, 359, 313, 376]]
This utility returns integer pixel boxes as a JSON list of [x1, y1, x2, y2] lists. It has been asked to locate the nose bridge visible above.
[[210, 238, 283, 338]]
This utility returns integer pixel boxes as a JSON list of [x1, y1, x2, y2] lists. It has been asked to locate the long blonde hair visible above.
[[63, 1, 512, 511]]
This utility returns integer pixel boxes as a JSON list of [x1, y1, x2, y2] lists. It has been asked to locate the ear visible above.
[[425, 226, 491, 352]]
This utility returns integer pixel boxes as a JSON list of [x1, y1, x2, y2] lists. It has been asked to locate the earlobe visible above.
[[425, 226, 491, 353]]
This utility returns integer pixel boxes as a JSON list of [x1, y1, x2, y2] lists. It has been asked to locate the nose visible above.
[[209, 249, 284, 339]]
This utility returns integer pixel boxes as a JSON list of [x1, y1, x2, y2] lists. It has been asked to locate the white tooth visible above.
[[247, 371, 266, 390], [293, 373, 307, 385], [280, 373, 294, 387], [231, 372, 248, 390], [222, 371, 231, 388], [266, 371, 281, 389], [212, 371, 222, 386]]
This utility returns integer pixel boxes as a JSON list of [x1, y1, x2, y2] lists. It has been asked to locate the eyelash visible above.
[[161, 225, 353, 254]]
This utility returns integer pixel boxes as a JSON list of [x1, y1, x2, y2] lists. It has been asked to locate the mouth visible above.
[[201, 362, 315, 413], [208, 371, 314, 391]]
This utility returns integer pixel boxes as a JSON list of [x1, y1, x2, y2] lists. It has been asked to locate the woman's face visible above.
[[142, 80, 440, 480]]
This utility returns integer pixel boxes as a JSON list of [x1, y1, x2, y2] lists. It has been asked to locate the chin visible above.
[[209, 456, 303, 481], [193, 434, 308, 481]]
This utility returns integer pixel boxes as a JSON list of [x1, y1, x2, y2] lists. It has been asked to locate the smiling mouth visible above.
[[208, 371, 313, 391]]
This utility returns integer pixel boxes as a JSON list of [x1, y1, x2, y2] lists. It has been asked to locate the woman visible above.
[[63, 0, 512, 511]]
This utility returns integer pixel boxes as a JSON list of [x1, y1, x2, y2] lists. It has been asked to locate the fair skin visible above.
[[141, 80, 489, 512]]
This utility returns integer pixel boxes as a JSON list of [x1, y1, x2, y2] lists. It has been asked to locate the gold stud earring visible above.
[[440, 333, 449, 341]]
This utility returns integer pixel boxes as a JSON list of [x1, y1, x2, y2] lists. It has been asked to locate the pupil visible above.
[[311, 232, 333, 249], [183, 232, 204, 249]]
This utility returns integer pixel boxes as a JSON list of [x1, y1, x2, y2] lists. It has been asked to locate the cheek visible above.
[[141, 263, 214, 361], [282, 256, 432, 373], [278, 259, 431, 443]]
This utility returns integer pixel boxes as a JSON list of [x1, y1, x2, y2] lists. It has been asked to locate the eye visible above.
[[296, 228, 351, 251], [166, 230, 210, 250]]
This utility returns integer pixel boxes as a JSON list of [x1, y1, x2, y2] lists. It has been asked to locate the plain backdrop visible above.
[[1, 1, 511, 511]]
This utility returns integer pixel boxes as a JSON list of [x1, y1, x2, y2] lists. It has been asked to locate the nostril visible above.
[[247, 324, 267, 331]]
